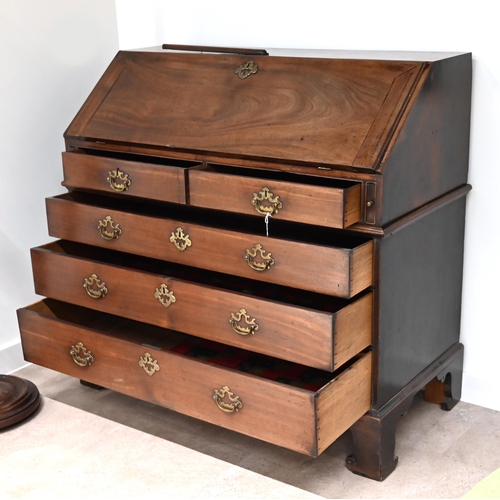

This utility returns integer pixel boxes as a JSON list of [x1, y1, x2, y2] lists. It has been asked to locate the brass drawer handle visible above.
[[245, 243, 274, 272], [169, 227, 192, 252], [154, 284, 176, 307], [213, 386, 242, 413], [98, 216, 122, 241], [70, 342, 94, 367], [139, 352, 160, 376], [229, 309, 259, 336], [107, 168, 131, 192], [251, 187, 283, 216], [83, 274, 108, 299]]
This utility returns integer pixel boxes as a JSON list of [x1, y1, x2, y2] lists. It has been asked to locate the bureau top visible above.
[[135, 45, 468, 62], [65, 46, 471, 173]]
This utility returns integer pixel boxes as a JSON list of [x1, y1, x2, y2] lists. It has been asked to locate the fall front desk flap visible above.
[[65, 47, 431, 169]]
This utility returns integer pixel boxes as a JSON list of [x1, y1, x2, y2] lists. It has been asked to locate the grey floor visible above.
[[5, 364, 500, 499]]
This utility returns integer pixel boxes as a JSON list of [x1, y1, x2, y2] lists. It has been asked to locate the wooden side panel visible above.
[[350, 241, 374, 296], [61, 152, 189, 204], [18, 306, 318, 455], [189, 169, 361, 229], [375, 196, 467, 408], [333, 293, 373, 370], [344, 184, 362, 228], [380, 53, 472, 224], [316, 352, 372, 455]]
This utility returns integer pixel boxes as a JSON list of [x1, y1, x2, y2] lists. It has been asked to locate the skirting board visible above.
[[0, 341, 29, 374], [461, 371, 500, 413]]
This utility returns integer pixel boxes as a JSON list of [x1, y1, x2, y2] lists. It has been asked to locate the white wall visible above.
[[0, 2, 119, 372], [114, 0, 500, 411]]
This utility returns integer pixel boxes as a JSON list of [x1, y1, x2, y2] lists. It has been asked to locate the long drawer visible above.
[[46, 193, 373, 298], [62, 151, 199, 203], [18, 299, 372, 457], [189, 164, 362, 229], [30, 241, 372, 371]]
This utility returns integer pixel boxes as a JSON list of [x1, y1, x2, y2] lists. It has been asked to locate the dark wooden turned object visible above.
[[0, 375, 41, 429]]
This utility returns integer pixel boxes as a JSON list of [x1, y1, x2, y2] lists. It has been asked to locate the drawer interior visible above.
[[21, 299, 367, 392], [74, 148, 201, 169], [197, 163, 359, 189], [35, 240, 369, 315], [188, 163, 362, 229], [53, 191, 370, 249]]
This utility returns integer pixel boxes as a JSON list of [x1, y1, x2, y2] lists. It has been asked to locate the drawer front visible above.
[[46, 195, 373, 298], [189, 167, 361, 229], [61, 152, 191, 203], [18, 300, 372, 456], [30, 242, 372, 371]]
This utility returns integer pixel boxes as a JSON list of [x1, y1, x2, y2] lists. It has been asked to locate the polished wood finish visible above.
[[66, 50, 424, 169], [375, 196, 467, 408], [0, 375, 41, 429], [19, 47, 472, 480], [18, 300, 371, 456], [316, 352, 372, 454], [62, 151, 194, 203], [380, 54, 472, 224], [161, 44, 270, 56], [45, 193, 372, 297], [189, 165, 362, 229], [30, 241, 372, 370], [346, 344, 463, 480]]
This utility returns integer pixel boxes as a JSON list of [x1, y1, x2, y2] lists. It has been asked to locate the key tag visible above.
[[264, 213, 272, 237]]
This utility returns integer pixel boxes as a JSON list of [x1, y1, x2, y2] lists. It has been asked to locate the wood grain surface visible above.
[[316, 352, 372, 454], [46, 194, 372, 297], [62, 151, 194, 203], [30, 241, 371, 369], [18, 300, 370, 456], [72, 51, 421, 168], [188, 166, 361, 228]]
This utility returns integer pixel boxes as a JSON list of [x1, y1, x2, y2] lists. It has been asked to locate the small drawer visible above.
[[46, 193, 373, 298], [18, 299, 372, 457], [62, 151, 198, 203], [30, 241, 372, 371], [188, 165, 361, 229]]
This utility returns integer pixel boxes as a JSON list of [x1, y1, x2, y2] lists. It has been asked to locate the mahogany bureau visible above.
[[17, 46, 472, 481]]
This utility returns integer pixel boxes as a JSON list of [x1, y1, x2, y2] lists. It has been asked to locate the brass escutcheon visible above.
[[169, 227, 192, 252], [70, 342, 94, 367], [98, 215, 122, 241], [107, 168, 131, 192], [245, 243, 275, 272], [235, 60, 259, 79], [213, 386, 242, 412], [139, 352, 160, 376], [154, 284, 176, 308], [229, 309, 259, 336], [251, 187, 283, 216], [83, 273, 108, 299]]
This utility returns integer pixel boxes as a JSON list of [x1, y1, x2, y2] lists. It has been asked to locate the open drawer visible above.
[[62, 151, 199, 204], [30, 241, 372, 371], [46, 192, 373, 298], [18, 299, 372, 457], [188, 164, 362, 229]]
